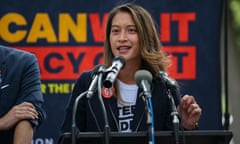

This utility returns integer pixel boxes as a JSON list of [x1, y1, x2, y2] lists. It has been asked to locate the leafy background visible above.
[[230, 0, 240, 48]]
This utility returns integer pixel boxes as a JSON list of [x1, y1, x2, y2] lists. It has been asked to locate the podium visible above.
[[59, 130, 233, 144]]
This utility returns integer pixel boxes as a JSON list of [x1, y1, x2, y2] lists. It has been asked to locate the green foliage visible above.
[[230, 0, 240, 48]]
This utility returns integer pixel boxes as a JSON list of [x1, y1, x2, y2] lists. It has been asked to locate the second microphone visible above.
[[103, 56, 126, 88]]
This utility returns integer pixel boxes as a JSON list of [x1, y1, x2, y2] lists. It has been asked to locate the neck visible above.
[[118, 60, 141, 84]]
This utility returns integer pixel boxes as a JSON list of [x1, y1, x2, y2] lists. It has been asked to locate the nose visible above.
[[118, 31, 128, 42]]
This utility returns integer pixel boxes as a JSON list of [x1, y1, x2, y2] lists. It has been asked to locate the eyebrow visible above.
[[111, 24, 136, 27]]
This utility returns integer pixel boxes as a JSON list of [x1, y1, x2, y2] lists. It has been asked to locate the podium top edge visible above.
[[62, 130, 233, 137]]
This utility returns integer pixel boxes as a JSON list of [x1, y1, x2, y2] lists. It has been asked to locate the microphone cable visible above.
[[147, 96, 155, 144], [88, 99, 102, 132]]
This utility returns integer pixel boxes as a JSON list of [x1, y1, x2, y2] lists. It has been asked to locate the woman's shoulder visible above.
[[77, 70, 92, 82]]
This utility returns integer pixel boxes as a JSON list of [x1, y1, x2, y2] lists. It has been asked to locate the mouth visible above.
[[117, 46, 130, 53], [117, 46, 131, 54]]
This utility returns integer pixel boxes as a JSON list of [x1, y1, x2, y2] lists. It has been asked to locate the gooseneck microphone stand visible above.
[[71, 70, 110, 144], [157, 71, 180, 144], [166, 88, 180, 144], [97, 73, 111, 144], [135, 70, 155, 144], [72, 91, 88, 144]]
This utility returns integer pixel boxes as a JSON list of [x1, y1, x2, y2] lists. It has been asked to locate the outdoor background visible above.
[[0, 0, 239, 144]]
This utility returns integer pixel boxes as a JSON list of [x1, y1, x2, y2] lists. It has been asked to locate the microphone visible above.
[[158, 71, 176, 88], [103, 56, 125, 88], [86, 64, 106, 98], [158, 71, 180, 144], [134, 70, 155, 144], [134, 70, 153, 97], [157, 71, 180, 99]]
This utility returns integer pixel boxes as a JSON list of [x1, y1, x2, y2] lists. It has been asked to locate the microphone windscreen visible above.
[[134, 70, 153, 86], [114, 56, 126, 67]]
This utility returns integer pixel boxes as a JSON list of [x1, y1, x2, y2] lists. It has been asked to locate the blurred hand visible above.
[[177, 95, 202, 129], [0, 102, 38, 130]]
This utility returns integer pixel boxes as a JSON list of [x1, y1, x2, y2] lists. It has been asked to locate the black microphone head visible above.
[[102, 56, 126, 88], [134, 70, 153, 86], [114, 56, 126, 68], [158, 71, 176, 87]]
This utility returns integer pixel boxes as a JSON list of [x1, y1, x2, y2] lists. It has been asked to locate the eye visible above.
[[111, 27, 120, 34], [128, 27, 137, 33]]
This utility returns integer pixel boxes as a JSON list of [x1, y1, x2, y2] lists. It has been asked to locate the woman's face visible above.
[[110, 11, 141, 63]]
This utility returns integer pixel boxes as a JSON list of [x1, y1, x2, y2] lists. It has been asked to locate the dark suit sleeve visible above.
[[16, 53, 46, 129]]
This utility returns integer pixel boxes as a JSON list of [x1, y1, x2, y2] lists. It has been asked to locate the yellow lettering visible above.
[[48, 83, 71, 94], [71, 83, 75, 91], [0, 13, 27, 43], [0, 12, 89, 44], [41, 83, 47, 94], [27, 13, 57, 43], [59, 13, 87, 42]]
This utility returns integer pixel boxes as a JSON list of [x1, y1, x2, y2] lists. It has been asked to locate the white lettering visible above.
[[31, 138, 54, 144]]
